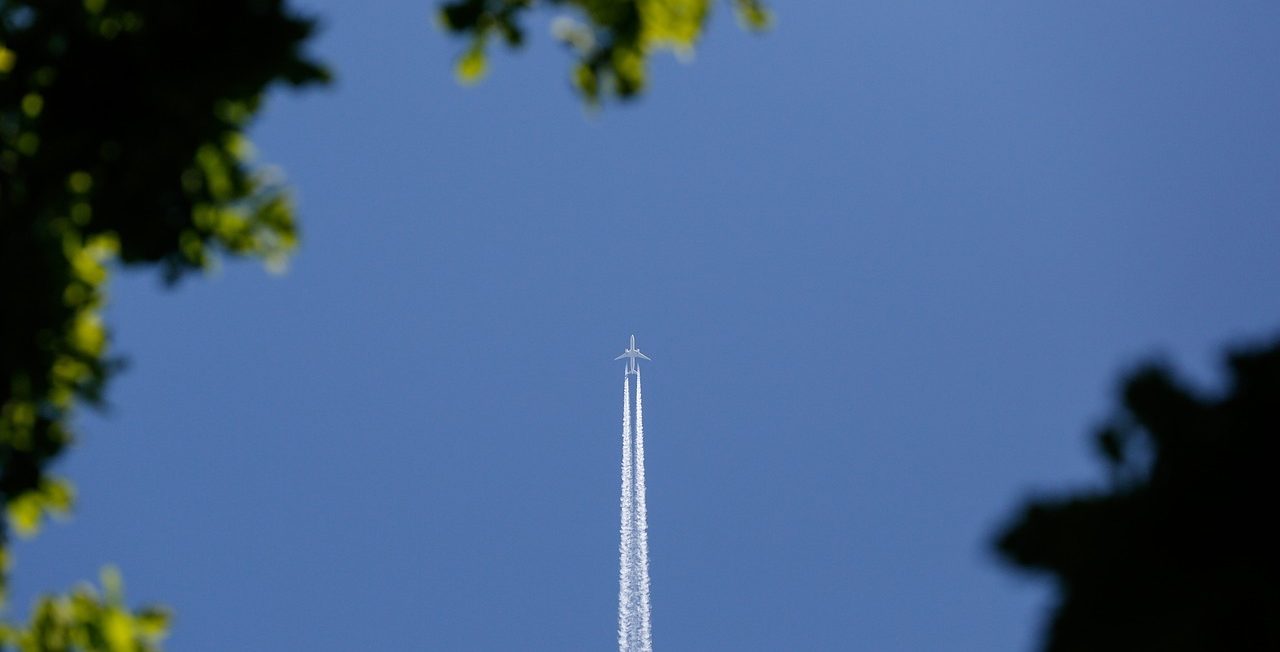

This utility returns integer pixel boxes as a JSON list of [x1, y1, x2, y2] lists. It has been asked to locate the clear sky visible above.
[[9, 1, 1280, 650]]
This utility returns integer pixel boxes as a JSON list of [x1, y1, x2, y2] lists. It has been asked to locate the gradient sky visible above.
[[9, 1, 1280, 650]]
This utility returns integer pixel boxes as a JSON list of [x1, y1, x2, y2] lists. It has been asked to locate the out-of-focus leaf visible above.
[[456, 41, 488, 83]]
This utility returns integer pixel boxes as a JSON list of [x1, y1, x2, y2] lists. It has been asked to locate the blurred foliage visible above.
[[0, 567, 169, 652], [0, 0, 328, 642], [438, 0, 772, 103], [996, 337, 1280, 651]]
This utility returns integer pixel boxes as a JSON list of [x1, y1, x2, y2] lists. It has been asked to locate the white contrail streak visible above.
[[634, 370, 653, 652], [617, 364, 653, 651], [618, 376, 635, 652]]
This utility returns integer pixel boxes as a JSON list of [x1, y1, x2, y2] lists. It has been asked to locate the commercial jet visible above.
[[615, 334, 650, 375]]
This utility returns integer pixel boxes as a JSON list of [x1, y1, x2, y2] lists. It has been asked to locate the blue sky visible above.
[[9, 1, 1280, 650]]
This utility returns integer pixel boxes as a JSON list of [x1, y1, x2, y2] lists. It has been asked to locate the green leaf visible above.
[[456, 42, 488, 83]]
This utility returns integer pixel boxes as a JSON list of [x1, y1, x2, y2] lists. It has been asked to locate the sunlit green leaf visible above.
[[456, 42, 488, 83]]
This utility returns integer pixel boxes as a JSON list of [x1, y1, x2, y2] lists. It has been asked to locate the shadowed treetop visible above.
[[996, 337, 1280, 651]]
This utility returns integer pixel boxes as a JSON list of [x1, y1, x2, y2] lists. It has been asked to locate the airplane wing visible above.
[[615, 354, 627, 360], [637, 352, 651, 360]]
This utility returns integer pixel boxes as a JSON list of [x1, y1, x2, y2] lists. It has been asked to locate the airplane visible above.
[[615, 334, 651, 375]]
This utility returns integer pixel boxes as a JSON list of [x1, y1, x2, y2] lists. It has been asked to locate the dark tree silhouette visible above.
[[996, 336, 1280, 651]]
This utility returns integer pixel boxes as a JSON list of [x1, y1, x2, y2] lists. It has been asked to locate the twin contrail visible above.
[[616, 336, 653, 652]]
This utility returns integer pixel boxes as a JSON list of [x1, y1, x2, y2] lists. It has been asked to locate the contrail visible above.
[[634, 369, 653, 652], [615, 335, 653, 652], [618, 375, 635, 651]]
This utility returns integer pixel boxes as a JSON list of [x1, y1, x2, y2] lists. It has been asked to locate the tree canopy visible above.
[[1, 0, 325, 646], [996, 337, 1280, 651]]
